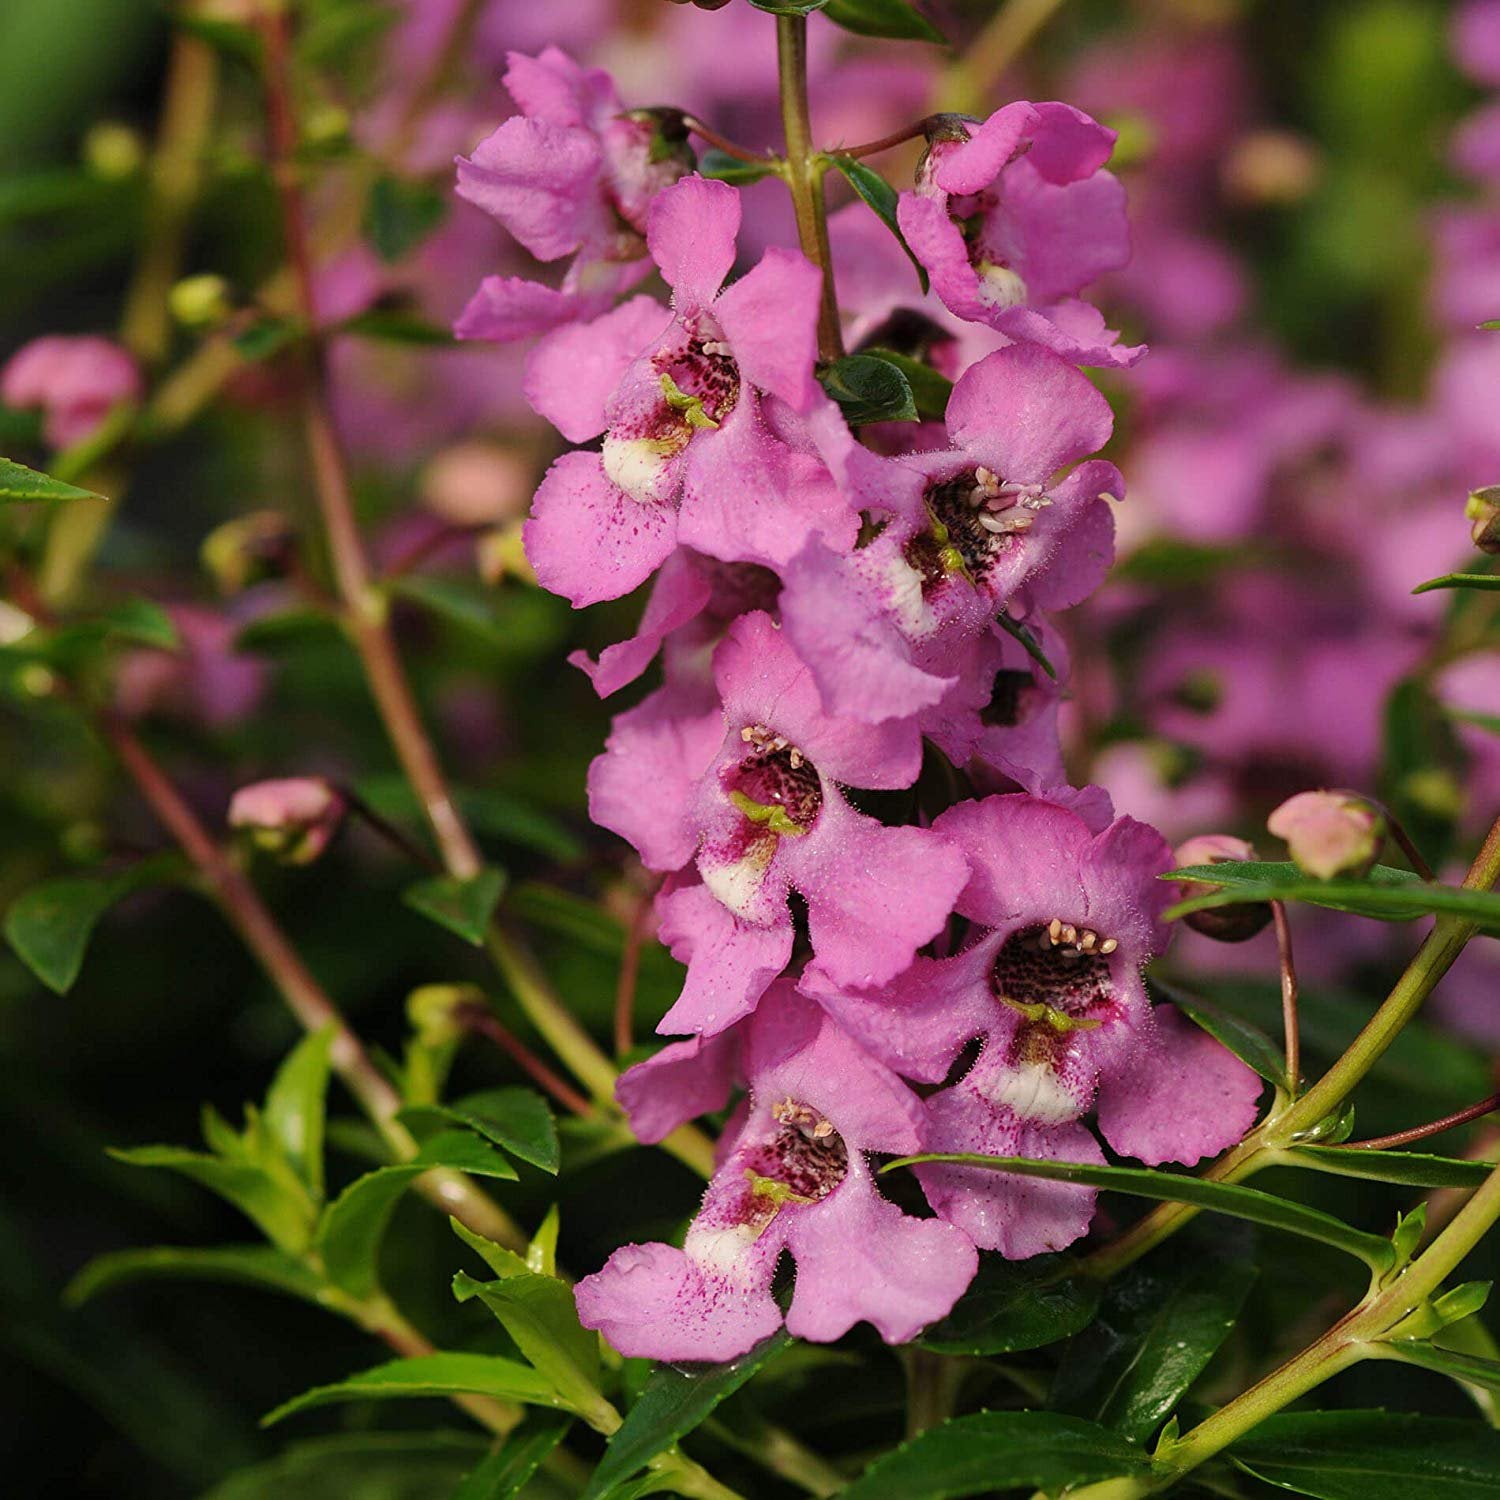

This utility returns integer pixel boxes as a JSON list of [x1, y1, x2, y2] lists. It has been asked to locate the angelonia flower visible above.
[[1268, 791, 1385, 882], [459, 47, 1262, 1361], [228, 777, 346, 865], [1, 335, 141, 449]]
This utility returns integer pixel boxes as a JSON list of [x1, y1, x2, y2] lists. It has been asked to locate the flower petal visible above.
[[713, 247, 822, 411], [648, 175, 741, 313]]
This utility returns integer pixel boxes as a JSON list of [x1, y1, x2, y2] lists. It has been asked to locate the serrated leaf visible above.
[[885, 1154, 1396, 1271], [1413, 572, 1500, 594], [1052, 1246, 1257, 1441], [1285, 1146, 1496, 1189], [583, 1330, 792, 1499], [365, 175, 448, 263], [452, 1411, 573, 1500], [402, 869, 506, 946], [263, 1353, 562, 1427], [1230, 1410, 1500, 1498], [265, 1026, 335, 1201], [401, 1088, 559, 1174], [108, 1146, 315, 1253], [1154, 980, 1288, 1089], [818, 352, 918, 425], [453, 1271, 604, 1418], [0, 455, 102, 504], [829, 156, 929, 291], [920, 1255, 1101, 1355], [64, 1245, 329, 1309], [316, 1132, 518, 1298], [697, 149, 781, 185], [822, 0, 944, 40], [841, 1411, 1150, 1498]]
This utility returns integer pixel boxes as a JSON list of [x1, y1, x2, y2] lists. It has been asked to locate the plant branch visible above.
[[1330, 788, 1437, 881], [455, 1002, 595, 1118], [1272, 901, 1300, 1092], [682, 114, 775, 165], [837, 118, 936, 159], [1339, 1092, 1500, 1152]]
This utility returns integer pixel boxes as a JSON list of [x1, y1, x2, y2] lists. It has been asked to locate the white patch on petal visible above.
[[976, 262, 1029, 310], [881, 552, 931, 637], [986, 1062, 1079, 1124], [700, 835, 777, 919], [602, 434, 674, 503], [685, 1222, 760, 1279]]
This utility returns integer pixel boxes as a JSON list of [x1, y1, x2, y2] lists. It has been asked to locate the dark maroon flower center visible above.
[[981, 668, 1036, 728], [992, 924, 1118, 1020], [725, 728, 824, 835], [655, 334, 741, 426], [904, 468, 1039, 591], [745, 1100, 849, 1201]]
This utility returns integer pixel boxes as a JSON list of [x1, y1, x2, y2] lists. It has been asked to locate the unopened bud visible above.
[[420, 442, 532, 528], [170, 273, 234, 330], [621, 107, 694, 170], [1172, 834, 1272, 942], [83, 121, 144, 179], [1222, 130, 1321, 205], [476, 523, 532, 587], [1466, 485, 1500, 554], [304, 103, 351, 151], [201, 511, 296, 595], [406, 982, 484, 1045], [228, 777, 345, 865], [1267, 791, 1384, 881]]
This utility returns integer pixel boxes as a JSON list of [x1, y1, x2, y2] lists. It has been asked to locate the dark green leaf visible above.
[[64, 1245, 328, 1309], [1383, 1341, 1500, 1395], [1452, 709, 1500, 737], [0, 455, 102, 504], [168, 12, 262, 63], [1115, 538, 1258, 586], [450, 1216, 532, 1279], [1381, 676, 1464, 868], [201, 1433, 488, 1500], [316, 1132, 518, 1298], [995, 612, 1058, 679], [402, 1088, 559, 1174], [822, 0, 944, 41], [885, 1154, 1395, 1270], [233, 318, 299, 361], [860, 346, 951, 418], [402, 869, 506, 946], [365, 175, 448, 263], [264, 1026, 335, 1201], [840, 1411, 1150, 1498], [233, 606, 342, 654], [697, 149, 781, 185], [1231, 1411, 1500, 1498], [95, 596, 179, 649], [1052, 1246, 1257, 1441], [452, 1411, 573, 1500], [818, 352, 918, 425], [1286, 1146, 1496, 1189], [1162, 861, 1500, 932], [264, 1353, 562, 1427], [584, 1330, 792, 1499], [453, 1271, 605, 1418], [829, 156, 930, 291], [921, 1255, 1102, 1355], [1154, 980, 1288, 1089], [1413, 573, 1500, 594]]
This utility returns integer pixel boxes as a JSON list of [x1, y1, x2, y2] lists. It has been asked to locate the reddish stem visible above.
[[613, 887, 653, 1059], [456, 1004, 594, 1118], [1340, 1092, 1500, 1152], [682, 114, 776, 166]]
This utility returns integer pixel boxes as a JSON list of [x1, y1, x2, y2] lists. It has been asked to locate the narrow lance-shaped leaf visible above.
[[920, 1255, 1102, 1355], [0, 455, 103, 503], [1153, 979, 1289, 1090], [264, 1025, 335, 1201], [65, 1245, 330, 1310], [452, 1411, 574, 1500], [828, 155, 930, 291], [1284, 1145, 1497, 1190], [1412, 572, 1500, 594], [884, 1154, 1397, 1271], [400, 1087, 560, 1174], [697, 149, 781, 185]]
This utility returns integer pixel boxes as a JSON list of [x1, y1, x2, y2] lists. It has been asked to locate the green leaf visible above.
[[697, 149, 780, 185], [829, 156, 930, 292], [995, 612, 1058, 679], [388, 574, 513, 646], [452, 1411, 573, 1500], [233, 606, 342, 654], [95, 596, 179, 649], [402, 869, 506, 946], [840, 1411, 1150, 1498], [0, 455, 102, 504], [860, 346, 951, 418], [265, 1026, 335, 1201], [920, 1255, 1102, 1355], [450, 1216, 532, 1279], [453, 1271, 604, 1418], [1052, 1245, 1257, 1441], [1230, 1410, 1500, 1498], [338, 309, 458, 345], [264, 1353, 563, 1427], [1382, 1340, 1500, 1396], [107, 1146, 315, 1252], [747, 0, 829, 13], [364, 175, 448, 263], [583, 1330, 792, 1499], [822, 0, 944, 41], [1285, 1146, 1497, 1189], [1453, 709, 1500, 738], [401, 1088, 559, 1174], [203, 1433, 487, 1499], [316, 1131, 518, 1298], [233, 317, 299, 362], [4, 856, 180, 994], [527, 1205, 559, 1277], [817, 352, 918, 425], [1154, 980, 1288, 1089], [1382, 676, 1464, 868], [885, 1154, 1396, 1271], [1413, 572, 1500, 594], [1163, 861, 1500, 932], [64, 1244, 329, 1309]]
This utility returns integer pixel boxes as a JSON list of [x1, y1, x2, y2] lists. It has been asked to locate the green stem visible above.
[[776, 15, 842, 361], [941, 0, 1067, 115], [903, 1346, 965, 1439]]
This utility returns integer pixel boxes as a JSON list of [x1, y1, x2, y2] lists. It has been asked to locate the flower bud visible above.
[[228, 777, 345, 865], [419, 442, 532, 528], [1222, 130, 1321, 205], [170, 273, 234, 330], [1267, 791, 1385, 881], [0, 335, 141, 450], [663, 0, 733, 9], [406, 983, 484, 1046], [1465, 485, 1500, 554], [83, 121, 144, 179], [1172, 834, 1272, 942], [201, 511, 297, 595]]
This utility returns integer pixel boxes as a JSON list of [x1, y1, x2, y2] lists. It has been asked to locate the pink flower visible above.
[[228, 777, 346, 865], [589, 611, 966, 1036], [779, 344, 1119, 724], [454, 48, 692, 343], [576, 986, 977, 1362], [2, 335, 141, 449], [521, 175, 858, 607], [801, 795, 1260, 1257], [895, 103, 1142, 367]]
